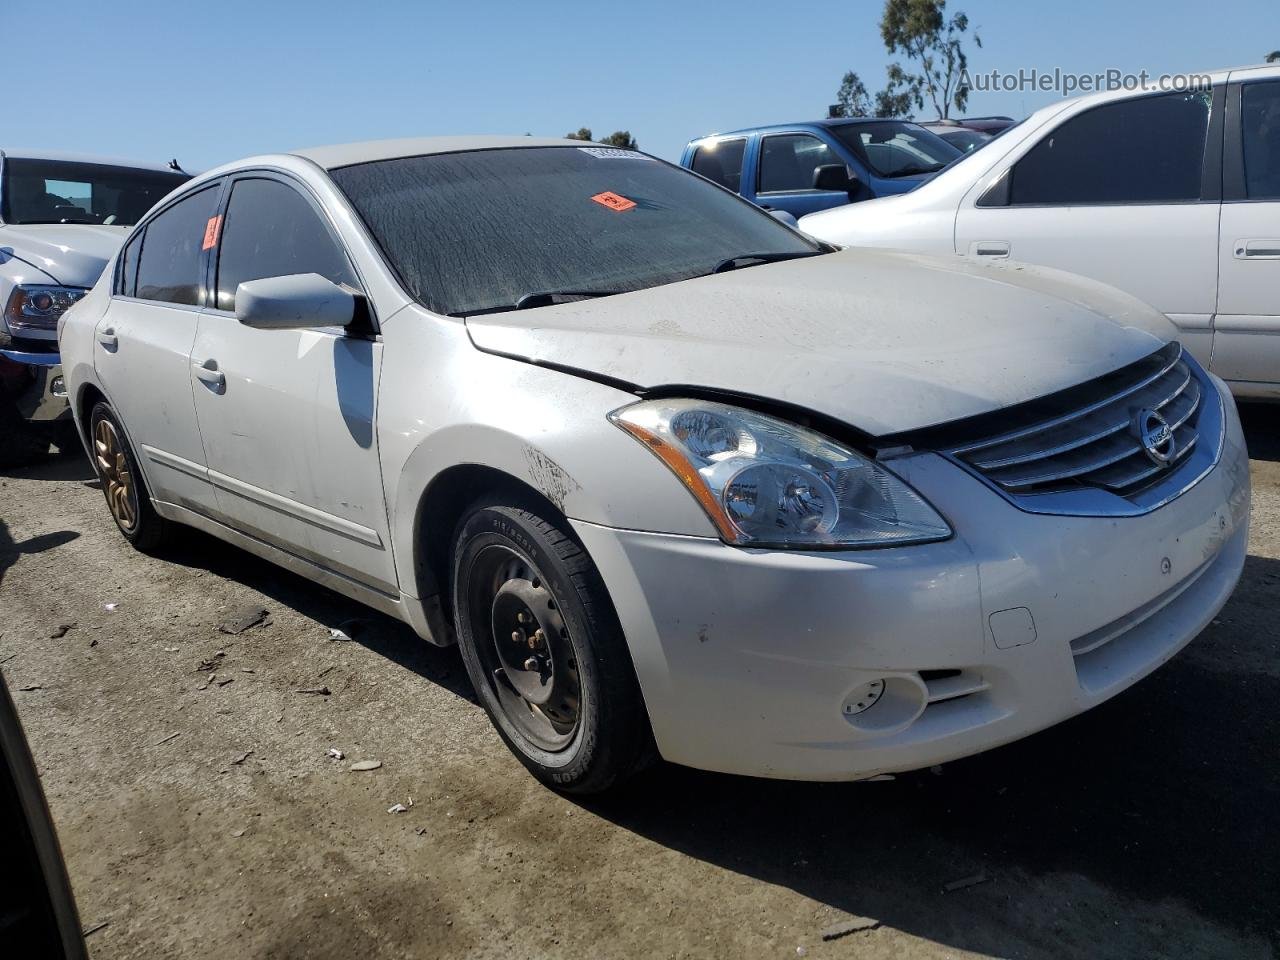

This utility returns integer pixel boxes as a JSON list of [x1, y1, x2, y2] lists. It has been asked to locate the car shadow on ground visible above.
[[155, 527, 475, 704], [1239, 401, 1278, 462]]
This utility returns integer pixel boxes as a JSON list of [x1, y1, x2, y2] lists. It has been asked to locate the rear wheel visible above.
[[451, 500, 653, 794], [88, 402, 173, 552]]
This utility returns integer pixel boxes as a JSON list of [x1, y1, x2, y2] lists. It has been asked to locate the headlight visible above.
[[4, 284, 88, 334], [609, 399, 951, 548]]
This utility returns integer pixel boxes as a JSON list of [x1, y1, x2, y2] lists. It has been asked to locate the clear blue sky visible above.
[[7, 0, 1277, 169]]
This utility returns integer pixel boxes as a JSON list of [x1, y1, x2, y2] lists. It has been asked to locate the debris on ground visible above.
[[296, 686, 331, 696], [49, 622, 77, 639], [350, 759, 382, 772], [387, 803, 408, 814], [103, 603, 119, 612], [327, 748, 345, 760], [197, 652, 226, 672], [231, 828, 246, 838], [154, 732, 181, 746], [163, 646, 179, 653], [328, 618, 370, 642], [415, 827, 427, 836], [218, 606, 270, 635], [821, 916, 879, 941], [942, 872, 989, 893], [215, 677, 235, 687], [197, 675, 215, 691], [231, 750, 253, 765], [317, 665, 335, 678], [83, 920, 110, 937], [18, 684, 42, 692]]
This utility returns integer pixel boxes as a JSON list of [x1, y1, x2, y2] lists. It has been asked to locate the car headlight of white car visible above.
[[4, 284, 89, 334], [610, 398, 951, 548]]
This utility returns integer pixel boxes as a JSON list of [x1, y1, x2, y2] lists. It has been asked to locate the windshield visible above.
[[1, 158, 190, 226], [330, 146, 820, 316], [828, 121, 961, 177]]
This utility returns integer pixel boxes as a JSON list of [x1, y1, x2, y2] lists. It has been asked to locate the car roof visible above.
[[692, 118, 916, 142], [0, 148, 182, 173], [291, 135, 597, 170]]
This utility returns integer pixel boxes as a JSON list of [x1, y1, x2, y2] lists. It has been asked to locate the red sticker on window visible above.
[[591, 191, 636, 212], [202, 215, 223, 250]]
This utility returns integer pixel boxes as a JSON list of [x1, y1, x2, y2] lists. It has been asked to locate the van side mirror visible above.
[[235, 274, 357, 331], [813, 164, 859, 194]]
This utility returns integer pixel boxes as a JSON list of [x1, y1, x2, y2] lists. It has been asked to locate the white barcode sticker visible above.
[[577, 147, 651, 160]]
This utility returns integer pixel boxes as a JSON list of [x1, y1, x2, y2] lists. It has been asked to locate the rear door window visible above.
[[690, 139, 747, 192], [1010, 91, 1212, 205], [214, 177, 357, 311], [134, 186, 220, 306], [1241, 81, 1280, 200], [758, 134, 842, 193]]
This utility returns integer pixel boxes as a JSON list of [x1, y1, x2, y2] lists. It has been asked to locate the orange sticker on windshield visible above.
[[591, 191, 636, 212], [201, 215, 223, 250]]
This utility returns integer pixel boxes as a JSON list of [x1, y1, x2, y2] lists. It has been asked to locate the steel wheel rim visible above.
[[468, 543, 581, 752], [94, 418, 138, 531]]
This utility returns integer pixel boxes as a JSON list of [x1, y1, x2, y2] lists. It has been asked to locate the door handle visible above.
[[971, 241, 1010, 258], [192, 359, 226, 390], [1235, 240, 1280, 259], [96, 328, 118, 349]]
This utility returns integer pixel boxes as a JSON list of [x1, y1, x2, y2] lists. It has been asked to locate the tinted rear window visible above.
[[331, 146, 815, 316], [690, 139, 747, 192]]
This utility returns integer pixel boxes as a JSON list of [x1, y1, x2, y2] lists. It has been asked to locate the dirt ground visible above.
[[1, 405, 1277, 960]]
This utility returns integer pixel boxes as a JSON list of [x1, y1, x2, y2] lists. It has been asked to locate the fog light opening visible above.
[[842, 680, 884, 716]]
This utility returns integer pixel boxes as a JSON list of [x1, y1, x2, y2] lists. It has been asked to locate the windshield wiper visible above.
[[887, 162, 949, 178], [451, 289, 623, 317], [710, 250, 824, 274]]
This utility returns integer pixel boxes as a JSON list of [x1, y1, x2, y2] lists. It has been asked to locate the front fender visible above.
[[377, 318, 719, 602]]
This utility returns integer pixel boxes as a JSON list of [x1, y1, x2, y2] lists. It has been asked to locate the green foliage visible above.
[[1267, 50, 1280, 63], [563, 128, 639, 150], [879, 0, 981, 119], [830, 69, 917, 119]]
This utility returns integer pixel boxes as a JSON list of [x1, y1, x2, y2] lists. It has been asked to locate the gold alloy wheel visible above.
[[94, 417, 137, 530]]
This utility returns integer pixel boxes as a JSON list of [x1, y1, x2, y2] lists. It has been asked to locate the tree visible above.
[[563, 128, 639, 149], [830, 69, 916, 119], [880, 0, 981, 119], [1267, 50, 1280, 63]]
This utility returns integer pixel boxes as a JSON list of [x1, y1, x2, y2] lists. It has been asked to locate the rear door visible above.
[[1213, 75, 1280, 395], [954, 88, 1223, 369], [754, 132, 853, 217], [190, 172, 397, 593], [94, 182, 223, 514]]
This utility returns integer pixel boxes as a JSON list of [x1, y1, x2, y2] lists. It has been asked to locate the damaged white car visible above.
[[59, 137, 1250, 793]]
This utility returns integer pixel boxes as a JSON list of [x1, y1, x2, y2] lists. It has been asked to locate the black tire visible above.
[[88, 402, 173, 553], [0, 394, 51, 468], [451, 499, 654, 794]]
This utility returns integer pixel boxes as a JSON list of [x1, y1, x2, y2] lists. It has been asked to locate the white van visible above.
[[800, 64, 1280, 400]]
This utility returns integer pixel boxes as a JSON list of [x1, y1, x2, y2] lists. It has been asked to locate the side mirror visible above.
[[235, 273, 356, 330], [768, 209, 799, 228], [812, 164, 859, 194]]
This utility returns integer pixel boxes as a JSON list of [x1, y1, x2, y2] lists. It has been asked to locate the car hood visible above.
[[465, 249, 1175, 436], [0, 224, 128, 287]]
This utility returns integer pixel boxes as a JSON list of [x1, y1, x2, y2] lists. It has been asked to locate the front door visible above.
[[94, 183, 223, 515], [754, 133, 853, 217], [955, 89, 1222, 369], [1214, 77, 1280, 395], [190, 173, 397, 593]]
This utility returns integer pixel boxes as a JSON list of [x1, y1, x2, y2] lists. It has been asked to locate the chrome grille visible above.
[[948, 343, 1204, 498]]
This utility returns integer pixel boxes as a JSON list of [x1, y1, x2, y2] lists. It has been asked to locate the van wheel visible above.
[[88, 402, 172, 552], [451, 500, 653, 794]]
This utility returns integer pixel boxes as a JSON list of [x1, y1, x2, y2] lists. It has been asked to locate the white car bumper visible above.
[[573, 392, 1250, 781]]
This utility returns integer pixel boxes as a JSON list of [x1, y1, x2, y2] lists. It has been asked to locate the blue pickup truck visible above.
[[679, 118, 961, 218]]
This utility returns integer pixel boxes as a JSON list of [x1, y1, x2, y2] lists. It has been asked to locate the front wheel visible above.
[[451, 500, 653, 794]]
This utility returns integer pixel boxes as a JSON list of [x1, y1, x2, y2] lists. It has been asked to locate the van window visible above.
[[1010, 91, 1212, 205], [1241, 81, 1280, 200]]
